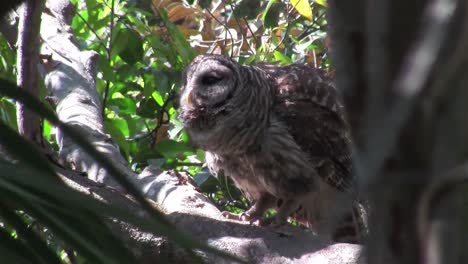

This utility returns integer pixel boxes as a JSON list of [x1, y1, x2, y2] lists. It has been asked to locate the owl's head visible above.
[[179, 55, 242, 130]]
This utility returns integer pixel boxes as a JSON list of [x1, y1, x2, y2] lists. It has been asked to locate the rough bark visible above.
[[40, 0, 134, 188], [58, 165, 363, 263]]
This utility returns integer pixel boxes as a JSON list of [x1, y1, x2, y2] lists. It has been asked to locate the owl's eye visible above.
[[200, 75, 223, 86]]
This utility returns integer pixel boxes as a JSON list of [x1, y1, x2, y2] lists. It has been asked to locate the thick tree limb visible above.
[[329, 0, 468, 263], [40, 0, 134, 188], [58, 166, 363, 263]]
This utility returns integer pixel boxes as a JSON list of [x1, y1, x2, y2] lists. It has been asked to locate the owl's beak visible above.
[[184, 91, 193, 107]]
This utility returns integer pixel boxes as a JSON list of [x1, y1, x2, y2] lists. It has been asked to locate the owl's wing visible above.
[[259, 63, 353, 193]]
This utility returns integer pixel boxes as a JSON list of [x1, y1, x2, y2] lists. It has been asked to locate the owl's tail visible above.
[[292, 190, 368, 244], [331, 200, 368, 244]]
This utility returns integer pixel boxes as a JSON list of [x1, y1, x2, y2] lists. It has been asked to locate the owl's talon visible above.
[[245, 214, 262, 225], [258, 215, 287, 228], [270, 217, 288, 228], [240, 212, 250, 222], [222, 211, 262, 225], [179, 55, 364, 242], [222, 211, 242, 221]]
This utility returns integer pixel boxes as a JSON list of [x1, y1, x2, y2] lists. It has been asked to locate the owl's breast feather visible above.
[[205, 123, 319, 200]]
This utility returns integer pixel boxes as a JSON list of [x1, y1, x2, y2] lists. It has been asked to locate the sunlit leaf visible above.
[[136, 98, 159, 118], [273, 50, 292, 64], [0, 99, 17, 130], [262, 0, 285, 29], [148, 158, 167, 168], [234, 0, 261, 20], [289, 0, 313, 20], [314, 0, 328, 7], [152, 91, 164, 106], [193, 168, 217, 193], [104, 118, 130, 158], [155, 140, 194, 159], [112, 29, 144, 65]]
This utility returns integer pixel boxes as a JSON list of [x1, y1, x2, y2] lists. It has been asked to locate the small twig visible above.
[[206, 8, 235, 57], [269, 4, 294, 55], [174, 162, 204, 167], [296, 11, 327, 41], [243, 16, 260, 48], [150, 92, 176, 148], [75, 12, 108, 52], [227, 1, 255, 55], [312, 49, 317, 68], [224, 174, 236, 204], [101, 0, 116, 117]]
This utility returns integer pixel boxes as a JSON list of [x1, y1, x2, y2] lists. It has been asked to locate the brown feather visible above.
[[179, 55, 365, 243]]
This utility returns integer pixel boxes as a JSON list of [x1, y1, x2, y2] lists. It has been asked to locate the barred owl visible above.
[[179, 55, 363, 243]]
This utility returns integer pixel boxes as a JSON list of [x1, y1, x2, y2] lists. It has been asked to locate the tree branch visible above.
[[16, 0, 44, 144]]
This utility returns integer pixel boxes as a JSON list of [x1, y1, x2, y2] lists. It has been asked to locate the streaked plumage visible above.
[[179, 55, 364, 243]]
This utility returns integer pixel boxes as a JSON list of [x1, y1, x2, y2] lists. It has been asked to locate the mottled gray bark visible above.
[[40, 0, 134, 187], [60, 166, 363, 264]]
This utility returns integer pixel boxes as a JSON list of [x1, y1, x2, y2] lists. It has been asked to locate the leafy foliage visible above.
[[0, 0, 329, 262]]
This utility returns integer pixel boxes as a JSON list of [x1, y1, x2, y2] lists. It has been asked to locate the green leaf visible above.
[[155, 140, 194, 159], [143, 71, 156, 98], [159, 9, 196, 66], [133, 138, 164, 162], [262, 0, 284, 29], [155, 70, 169, 96], [112, 29, 144, 65], [289, 0, 313, 20], [148, 158, 167, 168], [98, 59, 115, 82], [0, 99, 17, 130], [314, 0, 327, 7], [126, 14, 149, 33], [169, 118, 185, 139], [42, 120, 53, 142], [273, 51, 293, 64], [115, 64, 138, 83], [152, 91, 164, 106], [108, 92, 137, 114], [137, 98, 159, 118], [233, 0, 261, 20], [121, 113, 138, 137], [104, 118, 130, 158], [198, 0, 212, 9], [0, 34, 16, 80], [193, 168, 218, 193]]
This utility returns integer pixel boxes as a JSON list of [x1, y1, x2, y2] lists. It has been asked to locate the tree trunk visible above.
[[16, 0, 44, 144], [329, 0, 468, 263]]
